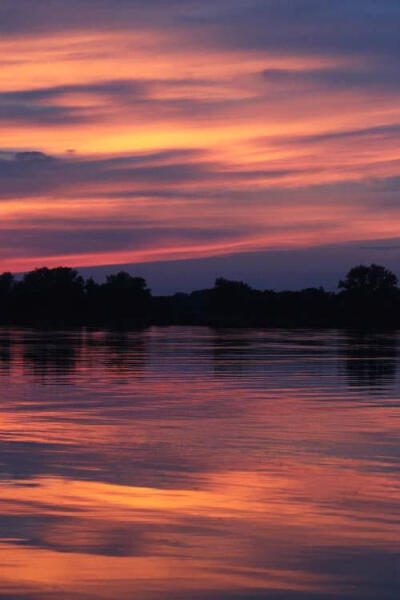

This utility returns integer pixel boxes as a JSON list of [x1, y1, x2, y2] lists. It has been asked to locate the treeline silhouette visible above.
[[0, 263, 399, 328]]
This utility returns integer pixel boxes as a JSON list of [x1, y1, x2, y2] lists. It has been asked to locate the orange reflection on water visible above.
[[0, 329, 399, 599]]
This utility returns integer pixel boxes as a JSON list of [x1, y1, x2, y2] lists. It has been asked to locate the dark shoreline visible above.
[[1, 263, 400, 329]]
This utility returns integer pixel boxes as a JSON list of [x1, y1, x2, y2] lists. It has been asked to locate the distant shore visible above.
[[1, 264, 399, 328]]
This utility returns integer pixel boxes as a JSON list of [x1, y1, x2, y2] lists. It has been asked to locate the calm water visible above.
[[0, 327, 399, 600]]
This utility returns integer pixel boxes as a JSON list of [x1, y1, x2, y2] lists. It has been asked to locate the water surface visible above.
[[0, 327, 399, 599]]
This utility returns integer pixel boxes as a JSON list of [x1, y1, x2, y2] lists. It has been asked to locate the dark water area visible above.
[[0, 327, 399, 599]]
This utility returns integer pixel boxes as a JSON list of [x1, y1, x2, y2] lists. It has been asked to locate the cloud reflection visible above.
[[0, 329, 399, 598]]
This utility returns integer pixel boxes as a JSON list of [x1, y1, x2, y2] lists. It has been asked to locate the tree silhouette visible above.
[[339, 264, 398, 293], [0, 263, 399, 328], [338, 264, 399, 326], [105, 271, 148, 292], [210, 278, 257, 325], [0, 272, 14, 295], [0, 272, 15, 320], [102, 271, 151, 325], [14, 267, 85, 322]]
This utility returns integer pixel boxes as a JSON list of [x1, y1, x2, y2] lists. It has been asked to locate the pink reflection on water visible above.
[[0, 328, 399, 599]]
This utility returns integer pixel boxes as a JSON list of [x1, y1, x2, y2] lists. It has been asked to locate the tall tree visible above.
[[339, 264, 398, 293]]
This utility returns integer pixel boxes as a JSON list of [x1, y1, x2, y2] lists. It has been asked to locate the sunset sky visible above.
[[2, 1, 400, 291]]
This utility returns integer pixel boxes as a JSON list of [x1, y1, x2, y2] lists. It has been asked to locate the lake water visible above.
[[0, 327, 399, 600]]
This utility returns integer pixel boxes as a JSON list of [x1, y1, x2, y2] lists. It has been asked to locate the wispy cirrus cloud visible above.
[[0, 1, 400, 277]]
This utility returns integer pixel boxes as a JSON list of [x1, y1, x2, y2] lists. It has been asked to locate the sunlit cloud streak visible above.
[[1, 0, 400, 274]]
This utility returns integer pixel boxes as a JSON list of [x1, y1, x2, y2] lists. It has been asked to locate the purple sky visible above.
[[1, 1, 400, 289]]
